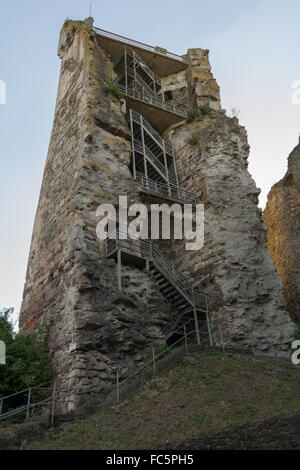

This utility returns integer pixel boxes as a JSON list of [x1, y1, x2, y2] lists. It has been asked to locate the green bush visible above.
[[0, 308, 54, 413], [104, 80, 125, 100]]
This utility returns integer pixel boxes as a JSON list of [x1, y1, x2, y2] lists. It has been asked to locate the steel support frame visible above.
[[117, 249, 122, 292], [193, 308, 201, 346]]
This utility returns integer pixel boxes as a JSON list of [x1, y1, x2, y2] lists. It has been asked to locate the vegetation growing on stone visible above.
[[103, 80, 125, 100], [186, 102, 211, 123], [187, 132, 201, 146]]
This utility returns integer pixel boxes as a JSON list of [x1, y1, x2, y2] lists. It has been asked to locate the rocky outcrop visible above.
[[163, 111, 295, 357], [162, 48, 221, 111], [264, 140, 300, 323], [161, 48, 295, 358]]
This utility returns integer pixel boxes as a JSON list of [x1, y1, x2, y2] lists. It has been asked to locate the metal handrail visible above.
[[134, 139, 177, 185], [94, 27, 189, 64], [106, 231, 207, 309], [113, 46, 162, 88], [116, 82, 186, 118], [135, 172, 197, 205], [0, 397, 52, 421], [119, 327, 196, 388], [0, 379, 56, 423], [128, 109, 175, 155], [126, 67, 157, 97], [125, 47, 162, 85]]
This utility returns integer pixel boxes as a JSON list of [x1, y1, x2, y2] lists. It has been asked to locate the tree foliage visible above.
[[0, 308, 53, 410]]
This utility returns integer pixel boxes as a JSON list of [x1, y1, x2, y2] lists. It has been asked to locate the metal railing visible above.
[[123, 47, 162, 86], [128, 109, 174, 155], [0, 380, 56, 425], [134, 140, 177, 186], [125, 66, 158, 98], [106, 232, 207, 311], [116, 321, 197, 402], [212, 321, 257, 356], [135, 172, 197, 205], [115, 82, 186, 118], [94, 27, 189, 64]]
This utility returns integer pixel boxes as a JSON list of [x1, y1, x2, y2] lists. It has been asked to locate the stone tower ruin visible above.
[[20, 18, 295, 410]]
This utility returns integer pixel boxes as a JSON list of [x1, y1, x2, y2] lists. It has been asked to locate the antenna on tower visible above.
[[89, 2, 92, 17]]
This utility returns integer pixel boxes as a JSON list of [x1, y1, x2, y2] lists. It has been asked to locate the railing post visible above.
[[129, 109, 136, 180], [0, 398, 3, 416], [26, 388, 32, 420], [206, 311, 213, 347], [133, 50, 137, 84], [116, 368, 120, 403], [184, 324, 188, 354], [193, 308, 201, 346], [140, 115, 148, 187], [162, 140, 170, 193], [219, 325, 225, 353], [248, 328, 256, 356], [152, 348, 156, 377], [117, 249, 122, 293], [51, 379, 56, 427], [161, 78, 165, 102], [124, 46, 128, 95]]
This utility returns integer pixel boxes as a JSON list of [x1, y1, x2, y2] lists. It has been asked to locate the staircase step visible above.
[[176, 303, 191, 312], [169, 297, 186, 306], [161, 283, 175, 295]]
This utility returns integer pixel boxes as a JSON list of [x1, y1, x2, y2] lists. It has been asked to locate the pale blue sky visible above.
[[0, 0, 299, 317]]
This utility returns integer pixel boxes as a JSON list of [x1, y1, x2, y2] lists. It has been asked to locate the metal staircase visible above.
[[127, 109, 197, 204], [111, 46, 186, 118], [106, 234, 212, 345], [105, 44, 209, 344]]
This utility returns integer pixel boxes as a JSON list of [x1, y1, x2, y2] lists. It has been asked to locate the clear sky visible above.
[[0, 0, 299, 318]]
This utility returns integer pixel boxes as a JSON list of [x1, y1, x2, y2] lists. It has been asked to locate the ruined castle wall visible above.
[[20, 20, 169, 410], [263, 142, 300, 323], [162, 50, 294, 357], [162, 48, 221, 111], [20, 19, 296, 415]]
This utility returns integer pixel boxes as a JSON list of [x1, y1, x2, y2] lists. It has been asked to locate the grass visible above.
[[186, 102, 211, 123], [103, 80, 125, 100], [27, 353, 300, 450], [187, 132, 201, 146]]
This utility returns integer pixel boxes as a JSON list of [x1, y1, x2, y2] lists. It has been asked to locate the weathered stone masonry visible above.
[[264, 140, 300, 323], [20, 18, 295, 410], [20, 19, 170, 410], [163, 114, 295, 355]]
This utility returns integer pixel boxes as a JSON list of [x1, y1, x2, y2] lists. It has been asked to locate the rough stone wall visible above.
[[162, 48, 221, 111], [163, 96, 294, 356], [19, 19, 169, 411], [263, 141, 300, 323]]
